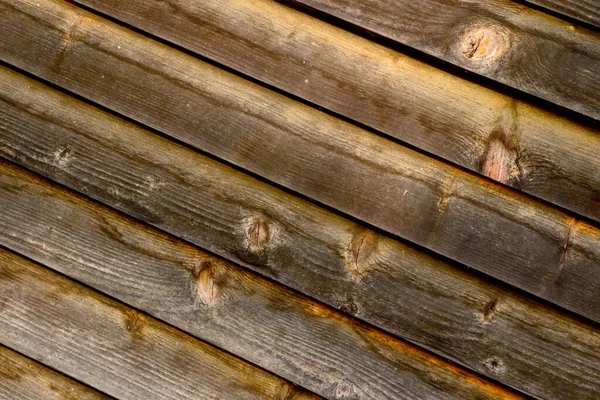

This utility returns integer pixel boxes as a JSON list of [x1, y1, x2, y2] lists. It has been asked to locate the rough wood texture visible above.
[[1, 71, 600, 400], [523, 0, 600, 29], [285, 0, 600, 120], [0, 165, 526, 400], [69, 0, 600, 222], [0, 250, 320, 400], [0, 346, 110, 400], [1, 1, 600, 320]]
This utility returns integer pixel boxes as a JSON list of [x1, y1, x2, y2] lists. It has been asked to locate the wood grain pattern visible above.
[[0, 164, 527, 400], [285, 0, 600, 120], [522, 0, 600, 28], [1, 1, 599, 321], [69, 0, 600, 222], [0, 249, 320, 400], [1, 70, 599, 400], [0, 346, 110, 400]]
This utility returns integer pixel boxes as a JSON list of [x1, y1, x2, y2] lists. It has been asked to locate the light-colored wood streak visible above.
[[1, 69, 599, 399]]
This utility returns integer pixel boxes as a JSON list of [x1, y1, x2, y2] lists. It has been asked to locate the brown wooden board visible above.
[[0, 345, 111, 400], [0, 164, 526, 400], [1, 1, 600, 321], [284, 0, 600, 120], [1, 70, 600, 400], [522, 0, 600, 29], [69, 0, 600, 222], [0, 250, 320, 400]]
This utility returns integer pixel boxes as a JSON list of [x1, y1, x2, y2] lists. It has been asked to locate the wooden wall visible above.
[[0, 0, 598, 399]]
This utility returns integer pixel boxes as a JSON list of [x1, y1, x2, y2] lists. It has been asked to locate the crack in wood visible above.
[[437, 170, 459, 215], [481, 298, 499, 325], [346, 229, 377, 280], [54, 15, 94, 71], [555, 217, 577, 282]]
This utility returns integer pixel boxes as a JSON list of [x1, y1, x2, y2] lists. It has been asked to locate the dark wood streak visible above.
[[64, 0, 600, 222], [0, 250, 320, 400], [521, 0, 600, 29], [284, 0, 600, 120], [0, 345, 110, 400], [0, 165, 525, 400], [1, 1, 599, 322], [1, 71, 599, 399]]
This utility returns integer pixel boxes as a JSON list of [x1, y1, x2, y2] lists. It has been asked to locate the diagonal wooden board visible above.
[[0, 249, 321, 400], [0, 346, 111, 400], [0, 162, 529, 400]]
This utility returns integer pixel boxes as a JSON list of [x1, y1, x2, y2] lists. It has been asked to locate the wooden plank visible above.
[[1, 1, 599, 321], [0, 165, 526, 400], [0, 346, 110, 400], [0, 250, 320, 400], [284, 0, 600, 120], [67, 0, 600, 223], [522, 0, 600, 29], [1, 72, 600, 400]]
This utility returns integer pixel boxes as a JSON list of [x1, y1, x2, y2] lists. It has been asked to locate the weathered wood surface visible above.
[[1, 71, 600, 400], [68, 0, 600, 222], [0, 249, 320, 400], [2, 1, 600, 321], [0, 346, 111, 400], [522, 0, 600, 29], [285, 0, 600, 120], [0, 165, 527, 400]]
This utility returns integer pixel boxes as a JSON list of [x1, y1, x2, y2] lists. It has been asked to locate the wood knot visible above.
[[242, 215, 282, 257], [482, 357, 506, 374], [345, 230, 378, 280], [53, 146, 72, 167], [339, 298, 359, 315], [335, 382, 355, 398], [481, 298, 499, 325], [193, 261, 217, 305], [461, 27, 507, 65], [144, 175, 163, 191], [123, 309, 146, 341], [250, 218, 270, 248]]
